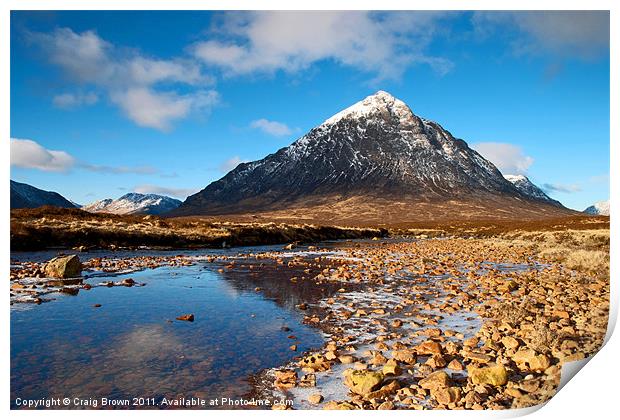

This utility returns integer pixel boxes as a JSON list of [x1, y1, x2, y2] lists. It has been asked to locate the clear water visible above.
[[10, 253, 328, 409]]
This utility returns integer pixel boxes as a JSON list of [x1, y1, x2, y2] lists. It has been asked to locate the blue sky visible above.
[[10, 11, 609, 210]]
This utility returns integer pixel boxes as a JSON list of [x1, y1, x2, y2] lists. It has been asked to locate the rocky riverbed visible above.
[[10, 235, 609, 410], [246, 238, 608, 410]]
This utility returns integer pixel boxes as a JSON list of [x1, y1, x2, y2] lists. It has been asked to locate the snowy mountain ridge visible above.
[[83, 193, 181, 215], [503, 174, 560, 205]]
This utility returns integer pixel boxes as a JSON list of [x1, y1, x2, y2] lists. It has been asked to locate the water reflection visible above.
[[11, 259, 327, 409]]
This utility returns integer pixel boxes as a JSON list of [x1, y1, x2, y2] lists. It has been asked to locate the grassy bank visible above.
[[10, 207, 386, 251]]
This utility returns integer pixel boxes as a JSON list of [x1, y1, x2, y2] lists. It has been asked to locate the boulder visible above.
[[433, 386, 462, 405], [343, 369, 384, 395], [419, 370, 451, 390], [467, 364, 508, 386], [512, 348, 551, 371], [300, 354, 331, 371], [44, 255, 82, 278], [415, 340, 443, 355], [367, 380, 401, 399]]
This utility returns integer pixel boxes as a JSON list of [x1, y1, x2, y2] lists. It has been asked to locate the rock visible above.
[[283, 243, 297, 250], [463, 337, 479, 347], [300, 354, 331, 371], [392, 349, 416, 364], [462, 351, 492, 363], [369, 351, 388, 365], [505, 388, 523, 398], [343, 369, 384, 395], [391, 319, 403, 328], [339, 355, 354, 364], [120, 278, 135, 287], [44, 255, 82, 278], [467, 364, 508, 386], [512, 348, 551, 371], [299, 373, 316, 387], [552, 310, 570, 319], [433, 386, 462, 405], [382, 360, 402, 376], [419, 371, 451, 391], [378, 401, 395, 410], [447, 359, 464, 371], [308, 394, 323, 404], [323, 401, 356, 410], [517, 379, 540, 393], [501, 336, 520, 350], [274, 370, 297, 388], [422, 328, 442, 337], [425, 354, 447, 369], [415, 340, 442, 355], [498, 280, 518, 292], [367, 380, 401, 399], [176, 314, 194, 322]]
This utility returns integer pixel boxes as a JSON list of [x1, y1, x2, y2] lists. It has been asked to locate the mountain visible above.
[[583, 200, 610, 216], [503, 175, 562, 206], [83, 193, 182, 215], [173, 91, 574, 224], [10, 180, 76, 209]]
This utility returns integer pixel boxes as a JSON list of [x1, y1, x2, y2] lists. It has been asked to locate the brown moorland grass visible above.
[[10, 207, 386, 251]]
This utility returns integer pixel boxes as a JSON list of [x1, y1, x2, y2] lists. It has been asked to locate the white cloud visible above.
[[30, 27, 217, 131], [192, 11, 453, 80], [110, 88, 219, 131], [219, 156, 247, 173], [471, 142, 534, 175], [11, 137, 161, 175], [53, 92, 99, 109], [10, 138, 75, 172], [542, 183, 582, 194], [472, 11, 609, 60], [133, 184, 199, 199], [250, 118, 293, 136]]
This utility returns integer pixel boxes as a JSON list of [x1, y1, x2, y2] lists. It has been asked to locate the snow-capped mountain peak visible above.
[[83, 193, 181, 215], [503, 174, 560, 205], [584, 200, 610, 216], [174, 91, 569, 218], [323, 90, 416, 127]]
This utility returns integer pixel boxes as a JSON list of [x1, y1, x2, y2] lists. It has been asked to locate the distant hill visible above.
[[10, 180, 76, 209], [83, 192, 182, 215], [584, 200, 610, 216]]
